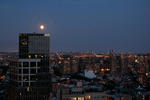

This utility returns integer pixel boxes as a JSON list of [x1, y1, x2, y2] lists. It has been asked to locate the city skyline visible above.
[[0, 0, 150, 53], [1, 1, 150, 100]]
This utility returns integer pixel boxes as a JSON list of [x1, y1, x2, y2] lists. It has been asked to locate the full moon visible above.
[[40, 25, 44, 30]]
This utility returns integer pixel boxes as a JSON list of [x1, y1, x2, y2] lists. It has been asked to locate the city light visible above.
[[72, 97, 77, 100], [28, 55, 31, 59], [101, 68, 104, 71], [85, 96, 91, 99], [135, 59, 138, 63], [2, 0, 149, 100], [146, 72, 149, 76], [44, 33, 50, 37], [106, 68, 110, 71], [78, 97, 84, 100]]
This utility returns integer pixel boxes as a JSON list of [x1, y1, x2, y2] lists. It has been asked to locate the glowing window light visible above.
[[101, 68, 104, 71], [28, 55, 31, 59], [78, 97, 84, 100], [72, 97, 77, 100], [44, 33, 50, 37], [85, 96, 91, 99], [106, 68, 110, 71]]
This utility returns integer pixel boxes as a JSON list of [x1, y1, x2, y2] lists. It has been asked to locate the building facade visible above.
[[8, 33, 51, 100]]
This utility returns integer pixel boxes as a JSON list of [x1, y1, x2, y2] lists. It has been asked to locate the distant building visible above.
[[58, 58, 78, 75], [105, 94, 132, 100], [8, 33, 51, 100], [60, 84, 106, 100]]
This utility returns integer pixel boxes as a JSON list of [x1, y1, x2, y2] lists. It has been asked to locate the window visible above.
[[78, 97, 84, 100], [30, 62, 36, 67], [30, 82, 37, 86], [19, 76, 22, 81], [19, 63, 22, 67], [31, 69, 36, 74], [38, 62, 42, 67], [18, 82, 21, 86], [30, 75, 37, 81], [85, 96, 91, 100], [23, 82, 29, 87], [21, 41, 27, 46], [19, 69, 22, 74], [23, 76, 29, 81], [21, 38, 28, 46], [35, 55, 38, 58], [72, 97, 77, 100], [28, 55, 31, 59], [23, 69, 29, 74], [23, 62, 29, 67]]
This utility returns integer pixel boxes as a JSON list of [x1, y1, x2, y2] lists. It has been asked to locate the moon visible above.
[[40, 25, 44, 30]]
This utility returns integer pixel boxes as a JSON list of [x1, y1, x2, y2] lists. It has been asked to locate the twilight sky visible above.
[[0, 0, 150, 53]]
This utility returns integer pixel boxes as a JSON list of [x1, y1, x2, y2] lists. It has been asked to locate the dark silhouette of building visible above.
[[8, 33, 51, 100]]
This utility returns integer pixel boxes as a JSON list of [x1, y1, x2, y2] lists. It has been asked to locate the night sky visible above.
[[0, 0, 150, 53]]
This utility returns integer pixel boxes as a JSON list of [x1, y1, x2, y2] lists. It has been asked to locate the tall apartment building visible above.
[[8, 33, 51, 100]]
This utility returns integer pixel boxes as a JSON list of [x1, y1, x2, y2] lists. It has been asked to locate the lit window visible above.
[[27, 87, 30, 92], [85, 96, 91, 100], [24, 78, 27, 81], [135, 59, 138, 63], [72, 97, 77, 100], [35, 55, 38, 58], [101, 68, 104, 71], [106, 68, 110, 71], [59, 61, 61, 64], [78, 97, 84, 100], [23, 76, 28, 81], [28, 55, 31, 59], [146, 73, 149, 76], [22, 42, 27, 46], [44, 34, 50, 37]]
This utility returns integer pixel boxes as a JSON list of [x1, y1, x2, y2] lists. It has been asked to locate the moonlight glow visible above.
[[40, 25, 44, 30]]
